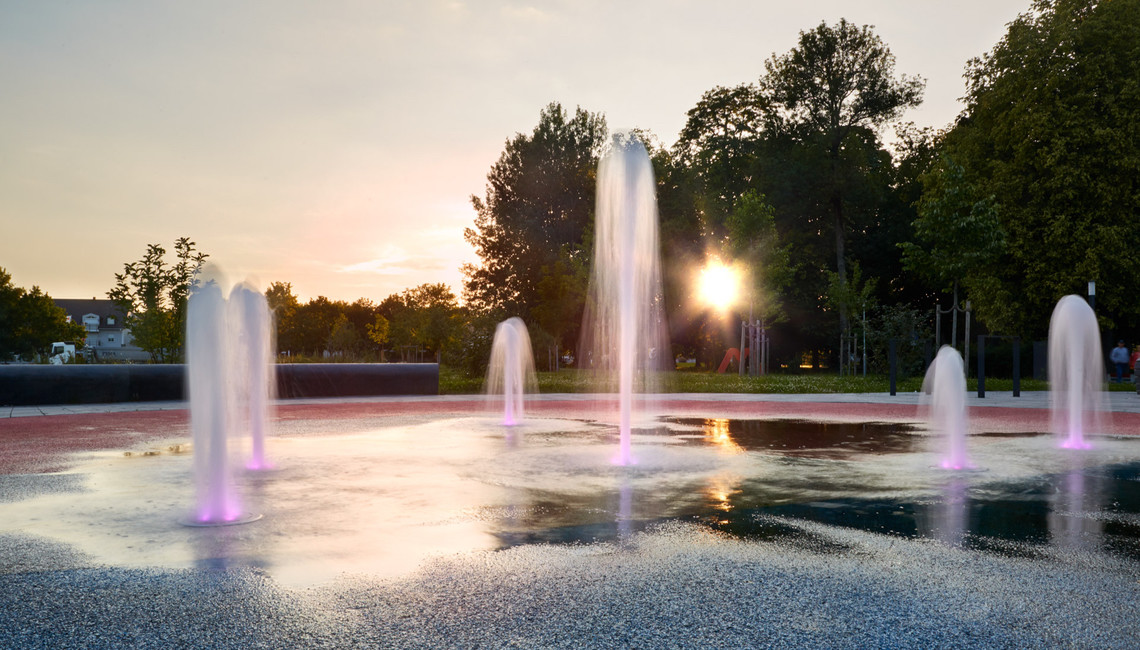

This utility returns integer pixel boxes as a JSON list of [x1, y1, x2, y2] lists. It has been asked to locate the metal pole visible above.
[[1013, 337, 1021, 397], [739, 320, 745, 377], [862, 306, 867, 378], [964, 308, 971, 379], [935, 304, 941, 349], [763, 321, 769, 375], [752, 320, 760, 377], [889, 339, 897, 396], [977, 335, 986, 398]]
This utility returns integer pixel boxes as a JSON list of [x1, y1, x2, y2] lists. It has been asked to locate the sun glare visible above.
[[698, 260, 739, 311]]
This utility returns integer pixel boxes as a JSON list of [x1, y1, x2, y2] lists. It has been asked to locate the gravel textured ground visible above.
[[3, 519, 1139, 649]]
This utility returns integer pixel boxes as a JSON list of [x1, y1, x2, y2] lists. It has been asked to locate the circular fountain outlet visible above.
[[179, 513, 264, 527]]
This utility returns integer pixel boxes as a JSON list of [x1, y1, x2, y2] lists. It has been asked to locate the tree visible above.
[[0, 268, 86, 361], [327, 315, 364, 357], [674, 84, 767, 226], [463, 102, 607, 321], [107, 238, 207, 362], [725, 190, 792, 323], [900, 156, 1006, 315], [760, 19, 924, 363], [530, 256, 589, 366], [941, 0, 1140, 336], [265, 281, 299, 355], [386, 283, 462, 362]]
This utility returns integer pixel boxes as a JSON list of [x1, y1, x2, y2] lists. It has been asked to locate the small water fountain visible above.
[[1048, 295, 1104, 449], [486, 317, 536, 427], [922, 345, 972, 470], [228, 282, 274, 470], [183, 272, 264, 526], [582, 134, 668, 465]]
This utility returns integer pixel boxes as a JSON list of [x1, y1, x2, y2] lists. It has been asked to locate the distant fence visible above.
[[0, 363, 439, 406]]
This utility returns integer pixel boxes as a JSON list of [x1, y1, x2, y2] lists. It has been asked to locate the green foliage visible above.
[[675, 84, 767, 222], [755, 20, 925, 365], [825, 262, 877, 320], [0, 268, 86, 361], [900, 156, 1005, 310], [725, 190, 791, 322], [366, 314, 390, 347], [327, 315, 365, 357], [463, 102, 607, 322], [385, 283, 462, 361], [107, 237, 207, 363], [761, 19, 925, 137], [265, 281, 300, 353], [531, 255, 589, 355], [943, 0, 1140, 336], [865, 303, 933, 377]]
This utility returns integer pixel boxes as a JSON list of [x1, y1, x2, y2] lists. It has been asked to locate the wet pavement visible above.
[[2, 393, 1139, 648]]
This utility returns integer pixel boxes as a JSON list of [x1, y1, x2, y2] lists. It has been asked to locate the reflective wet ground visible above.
[[3, 413, 1138, 586]]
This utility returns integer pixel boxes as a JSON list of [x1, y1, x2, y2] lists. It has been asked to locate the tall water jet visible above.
[[486, 317, 536, 427], [1048, 295, 1104, 449], [228, 282, 274, 470], [582, 134, 668, 465], [922, 346, 972, 470], [186, 279, 243, 524]]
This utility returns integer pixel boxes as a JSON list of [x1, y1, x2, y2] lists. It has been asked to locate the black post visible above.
[[889, 339, 897, 396], [1012, 337, 1021, 397], [977, 335, 986, 398]]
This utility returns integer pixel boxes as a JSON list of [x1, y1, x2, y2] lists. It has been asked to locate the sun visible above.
[[698, 259, 739, 312]]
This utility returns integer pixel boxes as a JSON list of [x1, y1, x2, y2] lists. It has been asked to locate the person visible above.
[[1110, 340, 1130, 383]]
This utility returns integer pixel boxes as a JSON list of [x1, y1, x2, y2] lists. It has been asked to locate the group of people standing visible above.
[[1109, 340, 1140, 391]]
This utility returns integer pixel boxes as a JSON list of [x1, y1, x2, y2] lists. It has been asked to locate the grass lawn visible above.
[[438, 366, 1078, 396]]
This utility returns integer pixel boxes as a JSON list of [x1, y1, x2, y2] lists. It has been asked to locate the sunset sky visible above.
[[1, 1, 1028, 304]]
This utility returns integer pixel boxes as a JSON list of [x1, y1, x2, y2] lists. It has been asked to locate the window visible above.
[[107, 316, 116, 325]]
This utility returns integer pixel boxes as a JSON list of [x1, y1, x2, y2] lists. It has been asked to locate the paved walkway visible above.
[[5, 389, 1140, 418]]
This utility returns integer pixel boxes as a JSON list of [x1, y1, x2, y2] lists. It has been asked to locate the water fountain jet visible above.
[[922, 346, 972, 470], [582, 134, 668, 466], [182, 272, 263, 526], [486, 317, 536, 428], [1048, 295, 1103, 449], [228, 282, 274, 470]]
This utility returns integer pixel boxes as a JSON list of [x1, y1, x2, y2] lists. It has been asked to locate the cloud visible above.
[[335, 244, 450, 276]]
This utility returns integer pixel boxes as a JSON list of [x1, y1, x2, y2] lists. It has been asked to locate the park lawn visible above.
[[439, 366, 1065, 396]]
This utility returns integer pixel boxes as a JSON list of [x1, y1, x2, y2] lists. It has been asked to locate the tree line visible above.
[[463, 1, 1140, 374]]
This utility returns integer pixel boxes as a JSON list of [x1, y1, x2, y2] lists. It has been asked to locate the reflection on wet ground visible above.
[[487, 418, 1140, 564], [668, 417, 922, 458], [3, 414, 1139, 584]]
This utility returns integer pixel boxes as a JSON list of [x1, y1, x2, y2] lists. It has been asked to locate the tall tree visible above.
[[463, 102, 607, 322], [760, 19, 924, 361], [0, 268, 86, 361], [107, 237, 207, 363], [942, 0, 1140, 336], [674, 84, 767, 229]]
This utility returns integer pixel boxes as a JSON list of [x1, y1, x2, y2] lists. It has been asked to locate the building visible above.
[[52, 298, 150, 362]]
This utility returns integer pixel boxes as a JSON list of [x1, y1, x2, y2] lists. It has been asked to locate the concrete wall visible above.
[[0, 363, 439, 406]]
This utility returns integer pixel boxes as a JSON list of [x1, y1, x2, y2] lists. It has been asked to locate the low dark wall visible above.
[[0, 363, 439, 406]]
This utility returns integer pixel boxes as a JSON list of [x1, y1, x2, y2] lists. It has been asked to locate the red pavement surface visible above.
[[3, 398, 1138, 475]]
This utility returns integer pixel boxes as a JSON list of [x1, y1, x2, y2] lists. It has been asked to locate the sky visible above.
[[0, 0, 1029, 304]]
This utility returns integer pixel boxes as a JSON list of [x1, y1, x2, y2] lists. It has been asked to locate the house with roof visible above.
[[52, 298, 150, 362]]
